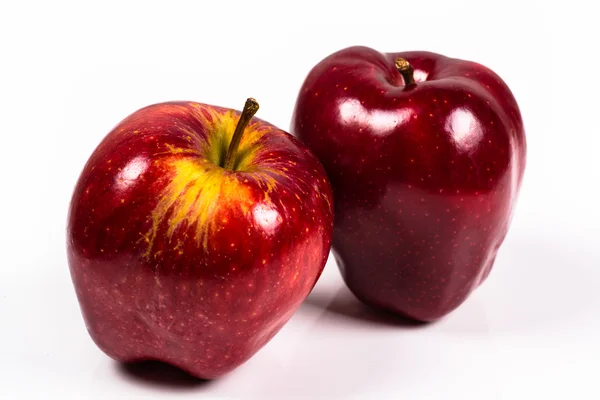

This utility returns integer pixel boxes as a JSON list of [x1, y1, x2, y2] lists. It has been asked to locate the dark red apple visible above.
[[67, 98, 333, 378], [291, 46, 526, 322]]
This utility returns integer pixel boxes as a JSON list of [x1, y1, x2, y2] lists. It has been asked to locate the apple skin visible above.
[[291, 46, 526, 322], [67, 101, 333, 379]]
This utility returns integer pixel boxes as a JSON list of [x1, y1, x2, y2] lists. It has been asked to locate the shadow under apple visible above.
[[115, 360, 211, 390], [302, 284, 427, 329]]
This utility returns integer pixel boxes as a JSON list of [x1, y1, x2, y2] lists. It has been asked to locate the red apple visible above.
[[291, 46, 526, 322], [67, 98, 333, 378]]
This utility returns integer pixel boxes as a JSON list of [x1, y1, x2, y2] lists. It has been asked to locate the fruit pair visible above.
[[67, 46, 525, 379]]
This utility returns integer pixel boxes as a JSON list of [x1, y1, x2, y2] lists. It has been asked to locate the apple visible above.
[[67, 98, 333, 378], [291, 46, 526, 322]]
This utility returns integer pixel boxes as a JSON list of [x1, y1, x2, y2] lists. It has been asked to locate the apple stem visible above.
[[223, 98, 260, 170], [395, 58, 415, 86]]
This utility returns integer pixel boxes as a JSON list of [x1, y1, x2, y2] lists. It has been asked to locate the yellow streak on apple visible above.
[[143, 104, 281, 259]]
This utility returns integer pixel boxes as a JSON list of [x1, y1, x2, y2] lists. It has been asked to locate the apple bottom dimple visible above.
[[69, 241, 323, 379], [336, 238, 498, 322], [333, 187, 511, 322], [342, 252, 497, 323]]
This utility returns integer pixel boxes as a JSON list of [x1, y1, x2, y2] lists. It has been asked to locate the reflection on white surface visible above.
[[115, 156, 148, 191], [338, 98, 414, 136], [444, 108, 484, 152], [253, 202, 281, 234]]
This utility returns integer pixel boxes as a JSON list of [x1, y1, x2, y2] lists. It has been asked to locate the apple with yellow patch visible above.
[[67, 98, 333, 379]]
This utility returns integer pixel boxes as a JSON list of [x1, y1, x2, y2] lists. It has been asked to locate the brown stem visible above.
[[223, 98, 259, 170], [395, 58, 415, 86]]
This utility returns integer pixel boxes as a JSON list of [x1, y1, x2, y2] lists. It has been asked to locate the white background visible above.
[[1, 0, 598, 398]]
